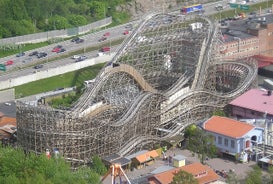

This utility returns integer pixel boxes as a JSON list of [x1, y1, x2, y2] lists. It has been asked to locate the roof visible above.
[[148, 162, 219, 184], [252, 55, 273, 68], [173, 154, 186, 161], [229, 88, 273, 116], [125, 150, 148, 160], [203, 116, 254, 138], [135, 150, 159, 163], [102, 153, 131, 166]]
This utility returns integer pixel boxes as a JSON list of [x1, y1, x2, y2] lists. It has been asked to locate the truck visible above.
[[181, 4, 203, 14]]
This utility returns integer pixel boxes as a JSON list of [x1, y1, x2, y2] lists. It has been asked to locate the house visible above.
[[202, 116, 264, 162], [148, 162, 219, 184], [131, 150, 159, 169], [229, 88, 273, 119]]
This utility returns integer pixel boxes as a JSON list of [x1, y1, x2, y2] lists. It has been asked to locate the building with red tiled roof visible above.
[[131, 150, 159, 169], [0, 112, 16, 140], [148, 162, 219, 184], [229, 88, 273, 119], [202, 116, 264, 162]]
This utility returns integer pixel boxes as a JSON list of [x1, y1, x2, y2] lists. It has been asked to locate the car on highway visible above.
[[100, 47, 110, 52], [16, 52, 25, 57], [123, 30, 129, 35], [22, 57, 33, 63], [37, 52, 47, 58], [76, 38, 84, 44], [4, 102, 11, 106], [75, 56, 87, 62], [103, 32, 110, 37], [52, 45, 63, 52], [71, 55, 80, 59], [33, 64, 43, 69], [99, 37, 107, 42], [5, 60, 13, 66], [29, 51, 39, 56], [57, 48, 66, 53]]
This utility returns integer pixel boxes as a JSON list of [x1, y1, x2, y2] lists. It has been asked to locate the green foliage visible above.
[[185, 127, 217, 163], [170, 170, 198, 184], [245, 165, 262, 184], [0, 146, 100, 184], [68, 15, 87, 26], [90, 155, 107, 176], [184, 124, 197, 138], [212, 110, 226, 117]]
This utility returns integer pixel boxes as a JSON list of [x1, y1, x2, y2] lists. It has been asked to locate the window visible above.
[[218, 136, 222, 144], [224, 138, 228, 146], [231, 140, 235, 148]]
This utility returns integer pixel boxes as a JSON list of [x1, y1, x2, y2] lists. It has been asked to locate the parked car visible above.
[[33, 64, 43, 69], [76, 56, 87, 62], [16, 52, 25, 57], [103, 32, 110, 36], [99, 37, 107, 42], [100, 47, 110, 52], [57, 48, 66, 53], [29, 51, 39, 56], [4, 102, 11, 106], [5, 60, 13, 66], [37, 52, 47, 58]]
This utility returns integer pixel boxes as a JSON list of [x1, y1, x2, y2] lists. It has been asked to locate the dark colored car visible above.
[[29, 51, 39, 56], [76, 38, 84, 44], [76, 56, 87, 62], [33, 64, 43, 69], [71, 37, 80, 42], [37, 52, 47, 58], [99, 37, 107, 42], [16, 52, 25, 57]]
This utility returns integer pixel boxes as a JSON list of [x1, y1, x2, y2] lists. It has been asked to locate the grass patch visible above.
[[15, 63, 105, 98]]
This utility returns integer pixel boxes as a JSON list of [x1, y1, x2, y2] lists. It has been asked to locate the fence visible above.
[[0, 17, 112, 45]]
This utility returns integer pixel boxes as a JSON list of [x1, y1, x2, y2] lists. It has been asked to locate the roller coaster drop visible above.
[[17, 14, 258, 167]]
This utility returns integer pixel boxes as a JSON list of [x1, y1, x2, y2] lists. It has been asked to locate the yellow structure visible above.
[[173, 155, 185, 168]]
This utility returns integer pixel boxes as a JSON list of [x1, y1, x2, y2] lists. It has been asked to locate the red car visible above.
[[103, 32, 110, 37], [123, 30, 129, 35], [52, 47, 61, 52], [100, 47, 110, 52], [5, 60, 13, 66]]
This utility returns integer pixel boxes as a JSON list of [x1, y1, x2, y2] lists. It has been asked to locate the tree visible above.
[[170, 170, 198, 184], [184, 126, 217, 164], [0, 146, 100, 184], [245, 165, 262, 184], [90, 155, 107, 176], [212, 110, 226, 117]]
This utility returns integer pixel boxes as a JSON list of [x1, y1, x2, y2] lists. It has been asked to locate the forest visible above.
[[0, 0, 132, 38]]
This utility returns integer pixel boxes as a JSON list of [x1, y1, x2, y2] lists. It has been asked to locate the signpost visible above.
[[240, 5, 249, 10], [0, 64, 6, 71], [230, 3, 239, 8]]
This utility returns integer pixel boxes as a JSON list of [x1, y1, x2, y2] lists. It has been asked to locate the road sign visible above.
[[230, 3, 238, 8], [240, 5, 249, 10], [0, 64, 6, 71]]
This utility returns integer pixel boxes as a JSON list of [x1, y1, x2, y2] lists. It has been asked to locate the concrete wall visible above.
[[0, 88, 15, 103], [0, 53, 115, 91]]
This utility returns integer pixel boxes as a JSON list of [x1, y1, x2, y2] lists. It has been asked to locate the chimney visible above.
[[268, 90, 272, 96]]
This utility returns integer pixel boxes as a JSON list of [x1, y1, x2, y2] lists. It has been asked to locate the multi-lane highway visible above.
[[0, 0, 270, 83]]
